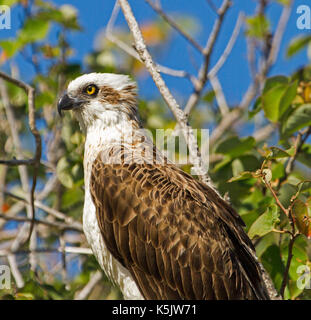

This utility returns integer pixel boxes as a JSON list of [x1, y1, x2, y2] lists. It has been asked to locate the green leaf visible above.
[[211, 155, 232, 173], [249, 97, 262, 119], [276, 0, 290, 5], [216, 136, 255, 158], [0, 39, 22, 58], [246, 15, 270, 39], [37, 6, 81, 30], [267, 146, 291, 159], [287, 35, 311, 58], [263, 76, 288, 94], [202, 90, 215, 103], [228, 171, 254, 183], [261, 245, 285, 290], [62, 186, 84, 209], [18, 18, 50, 44], [260, 76, 297, 122], [1, 0, 19, 5], [278, 183, 297, 208], [297, 144, 311, 168], [35, 91, 55, 109], [281, 104, 311, 138], [231, 158, 244, 177], [248, 205, 279, 239], [255, 233, 275, 258], [279, 80, 298, 117], [262, 84, 288, 122], [292, 199, 311, 238], [56, 157, 73, 189], [271, 162, 285, 180]]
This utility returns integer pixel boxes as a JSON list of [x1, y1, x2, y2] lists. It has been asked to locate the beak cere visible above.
[[58, 93, 82, 117]]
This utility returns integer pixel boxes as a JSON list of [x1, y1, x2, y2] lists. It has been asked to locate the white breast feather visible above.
[[82, 119, 144, 300]]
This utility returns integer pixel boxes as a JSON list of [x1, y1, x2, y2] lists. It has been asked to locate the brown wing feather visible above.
[[90, 153, 269, 300]]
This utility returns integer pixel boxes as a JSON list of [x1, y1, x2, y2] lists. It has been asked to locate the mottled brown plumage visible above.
[[90, 144, 270, 300]]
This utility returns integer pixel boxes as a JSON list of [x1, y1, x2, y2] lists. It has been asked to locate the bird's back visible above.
[[89, 142, 270, 300]]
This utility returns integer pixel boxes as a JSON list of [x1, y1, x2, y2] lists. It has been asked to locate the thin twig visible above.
[[263, 175, 288, 217], [0, 213, 83, 232], [0, 246, 93, 256], [285, 127, 311, 176], [144, 0, 203, 53], [208, 12, 244, 78], [253, 123, 276, 142], [209, 2, 293, 146], [105, 1, 197, 86], [74, 271, 103, 300], [280, 234, 298, 299], [209, 75, 229, 115], [0, 159, 35, 166], [3, 190, 81, 227], [184, 0, 231, 116]]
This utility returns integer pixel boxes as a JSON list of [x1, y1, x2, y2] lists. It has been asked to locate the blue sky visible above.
[[0, 0, 310, 107]]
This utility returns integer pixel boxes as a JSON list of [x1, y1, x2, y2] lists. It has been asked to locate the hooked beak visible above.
[[57, 93, 83, 117]]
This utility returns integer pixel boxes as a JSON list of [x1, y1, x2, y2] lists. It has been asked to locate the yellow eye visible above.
[[85, 84, 98, 96]]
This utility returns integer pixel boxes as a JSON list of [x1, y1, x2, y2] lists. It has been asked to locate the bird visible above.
[[58, 72, 270, 300]]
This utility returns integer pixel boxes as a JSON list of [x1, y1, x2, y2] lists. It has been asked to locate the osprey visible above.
[[58, 73, 270, 300]]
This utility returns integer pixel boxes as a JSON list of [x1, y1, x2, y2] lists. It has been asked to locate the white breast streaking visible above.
[[82, 119, 144, 300]]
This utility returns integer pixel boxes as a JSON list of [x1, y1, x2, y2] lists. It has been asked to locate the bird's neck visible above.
[[85, 117, 138, 153], [83, 117, 142, 180]]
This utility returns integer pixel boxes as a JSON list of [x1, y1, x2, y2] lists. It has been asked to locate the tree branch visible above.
[[118, 0, 212, 186], [105, 1, 197, 86], [184, 0, 231, 116], [74, 271, 103, 300], [209, 1, 293, 147], [144, 0, 204, 53], [0, 70, 42, 247]]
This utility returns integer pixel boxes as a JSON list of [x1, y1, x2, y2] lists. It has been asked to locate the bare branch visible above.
[[184, 0, 231, 116], [209, 1, 293, 147], [279, 234, 298, 299], [253, 123, 276, 142], [0, 71, 42, 246], [118, 0, 212, 186], [209, 75, 229, 115], [2, 190, 83, 232], [285, 127, 311, 176], [75, 271, 103, 300], [0, 246, 93, 256], [204, 0, 231, 56], [263, 175, 288, 217], [105, 1, 196, 86], [0, 159, 35, 166], [205, 0, 218, 15], [208, 12, 244, 78], [267, 1, 293, 67], [0, 212, 83, 232]]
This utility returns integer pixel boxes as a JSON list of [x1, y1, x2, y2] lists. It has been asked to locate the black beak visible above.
[[58, 93, 83, 117]]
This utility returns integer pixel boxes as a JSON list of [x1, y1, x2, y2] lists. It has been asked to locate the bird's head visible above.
[[58, 73, 138, 131]]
